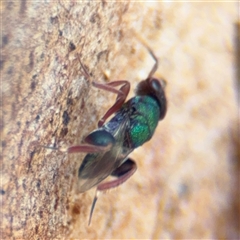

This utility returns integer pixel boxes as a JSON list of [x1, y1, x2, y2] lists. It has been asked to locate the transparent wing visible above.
[[77, 118, 131, 193]]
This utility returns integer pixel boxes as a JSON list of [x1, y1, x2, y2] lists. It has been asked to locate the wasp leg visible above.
[[77, 54, 130, 127], [68, 129, 115, 154], [92, 80, 130, 127], [88, 159, 137, 225], [68, 144, 109, 154], [101, 158, 137, 190]]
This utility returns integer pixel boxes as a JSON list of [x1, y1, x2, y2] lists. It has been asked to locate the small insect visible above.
[[66, 45, 166, 225]]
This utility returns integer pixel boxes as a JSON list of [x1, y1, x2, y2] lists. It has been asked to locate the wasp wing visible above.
[[77, 117, 132, 193]]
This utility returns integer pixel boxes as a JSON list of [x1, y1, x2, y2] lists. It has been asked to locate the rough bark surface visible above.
[[1, 1, 239, 239], [2, 1, 130, 238]]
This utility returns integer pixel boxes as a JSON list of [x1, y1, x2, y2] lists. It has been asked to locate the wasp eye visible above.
[[150, 79, 161, 92]]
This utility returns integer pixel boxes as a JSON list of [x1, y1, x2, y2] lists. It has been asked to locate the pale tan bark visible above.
[[1, 1, 130, 238]]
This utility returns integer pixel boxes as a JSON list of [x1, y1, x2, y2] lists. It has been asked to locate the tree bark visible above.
[[1, 1, 130, 238]]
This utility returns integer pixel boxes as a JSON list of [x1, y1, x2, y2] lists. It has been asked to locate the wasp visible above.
[[65, 46, 167, 225]]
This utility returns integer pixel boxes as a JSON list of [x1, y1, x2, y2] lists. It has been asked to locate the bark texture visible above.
[[2, 1, 130, 238], [1, 1, 239, 239]]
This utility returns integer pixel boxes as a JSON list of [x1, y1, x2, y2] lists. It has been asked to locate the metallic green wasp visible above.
[[68, 46, 167, 225]]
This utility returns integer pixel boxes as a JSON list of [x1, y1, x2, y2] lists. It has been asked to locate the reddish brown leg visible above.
[[88, 159, 137, 225], [92, 80, 130, 127], [77, 54, 131, 127], [42, 137, 112, 154], [68, 144, 110, 154], [41, 144, 107, 154]]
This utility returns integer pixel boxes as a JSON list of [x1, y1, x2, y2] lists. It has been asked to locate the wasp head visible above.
[[135, 77, 167, 120]]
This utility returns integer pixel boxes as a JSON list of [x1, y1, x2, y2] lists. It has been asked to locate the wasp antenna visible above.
[[140, 43, 159, 79], [147, 49, 158, 79], [88, 191, 100, 226], [133, 32, 159, 79]]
